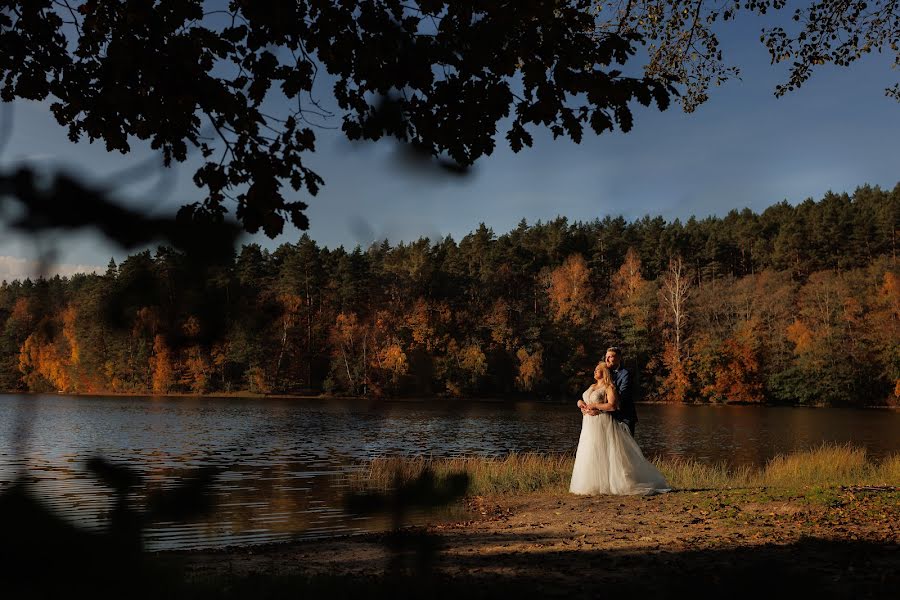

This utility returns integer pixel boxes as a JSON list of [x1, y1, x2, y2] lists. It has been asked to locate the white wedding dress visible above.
[[570, 384, 671, 496]]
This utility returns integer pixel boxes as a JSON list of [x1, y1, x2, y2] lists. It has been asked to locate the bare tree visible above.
[[660, 255, 692, 359]]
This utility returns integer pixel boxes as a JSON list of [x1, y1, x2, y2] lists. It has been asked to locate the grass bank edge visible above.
[[348, 444, 900, 497]]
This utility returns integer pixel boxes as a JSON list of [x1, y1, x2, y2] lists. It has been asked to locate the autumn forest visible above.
[[1, 184, 897, 406]]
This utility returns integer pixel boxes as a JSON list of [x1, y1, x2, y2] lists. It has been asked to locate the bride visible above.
[[570, 361, 671, 496]]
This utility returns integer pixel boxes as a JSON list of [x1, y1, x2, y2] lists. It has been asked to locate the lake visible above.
[[1, 394, 897, 550]]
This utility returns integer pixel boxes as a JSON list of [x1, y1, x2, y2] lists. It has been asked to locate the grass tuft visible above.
[[351, 453, 576, 496], [875, 452, 900, 484], [758, 443, 868, 488], [653, 457, 752, 490], [349, 444, 900, 496]]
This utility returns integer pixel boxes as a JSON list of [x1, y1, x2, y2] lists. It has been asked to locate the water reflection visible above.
[[1, 394, 898, 550]]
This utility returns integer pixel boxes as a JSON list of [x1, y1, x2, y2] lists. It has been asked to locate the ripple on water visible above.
[[2, 395, 898, 550]]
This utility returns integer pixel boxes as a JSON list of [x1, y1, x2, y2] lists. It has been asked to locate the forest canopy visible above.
[[2, 184, 897, 406]]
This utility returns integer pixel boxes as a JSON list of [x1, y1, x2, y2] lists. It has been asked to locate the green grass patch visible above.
[[804, 485, 844, 507]]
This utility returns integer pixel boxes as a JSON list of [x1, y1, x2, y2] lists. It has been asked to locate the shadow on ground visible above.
[[3, 481, 896, 600]]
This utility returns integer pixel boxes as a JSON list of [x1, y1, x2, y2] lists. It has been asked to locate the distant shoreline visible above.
[[0, 389, 896, 409]]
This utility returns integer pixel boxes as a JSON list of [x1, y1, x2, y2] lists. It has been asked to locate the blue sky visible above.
[[1, 11, 897, 280]]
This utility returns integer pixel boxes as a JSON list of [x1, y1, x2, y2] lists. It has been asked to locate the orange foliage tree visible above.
[[688, 272, 781, 404], [18, 311, 77, 392], [863, 269, 900, 405], [149, 334, 175, 394], [406, 298, 439, 350], [695, 320, 764, 403], [2, 187, 895, 404], [367, 310, 409, 396], [19, 331, 70, 391]]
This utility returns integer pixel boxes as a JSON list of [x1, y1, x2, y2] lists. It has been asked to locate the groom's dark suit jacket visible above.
[[611, 368, 637, 430]]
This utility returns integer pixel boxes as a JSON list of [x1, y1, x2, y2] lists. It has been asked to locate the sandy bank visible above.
[[163, 486, 899, 598]]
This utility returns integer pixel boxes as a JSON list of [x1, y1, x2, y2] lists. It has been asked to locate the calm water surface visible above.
[[1, 394, 897, 550]]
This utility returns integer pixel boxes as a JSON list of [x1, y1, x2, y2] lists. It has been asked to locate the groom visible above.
[[583, 346, 637, 437], [604, 346, 637, 436]]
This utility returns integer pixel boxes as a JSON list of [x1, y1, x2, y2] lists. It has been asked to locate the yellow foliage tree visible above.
[[178, 316, 211, 393], [459, 343, 487, 385], [182, 349, 211, 394], [612, 248, 653, 329], [515, 346, 543, 392], [484, 298, 515, 350], [547, 254, 594, 325]]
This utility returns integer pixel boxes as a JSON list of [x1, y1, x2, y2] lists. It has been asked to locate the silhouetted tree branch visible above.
[[1, 0, 675, 239], [0, 1, 894, 246]]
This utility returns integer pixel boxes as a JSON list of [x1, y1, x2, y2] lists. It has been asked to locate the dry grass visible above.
[[350, 444, 900, 495], [653, 457, 753, 490], [350, 453, 576, 496], [875, 452, 900, 484], [757, 443, 868, 488]]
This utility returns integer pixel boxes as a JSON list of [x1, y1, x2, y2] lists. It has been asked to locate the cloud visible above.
[[347, 215, 376, 247], [13, 153, 55, 162], [0, 255, 103, 282]]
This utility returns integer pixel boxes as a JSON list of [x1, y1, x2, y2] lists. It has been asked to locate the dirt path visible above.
[[168, 487, 899, 598]]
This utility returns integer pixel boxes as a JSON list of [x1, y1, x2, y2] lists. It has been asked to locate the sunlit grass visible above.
[[757, 443, 868, 488], [350, 453, 575, 496], [653, 457, 753, 490], [350, 444, 900, 495], [875, 452, 900, 483]]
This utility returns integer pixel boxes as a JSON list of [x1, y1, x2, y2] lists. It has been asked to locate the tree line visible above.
[[1, 184, 897, 406]]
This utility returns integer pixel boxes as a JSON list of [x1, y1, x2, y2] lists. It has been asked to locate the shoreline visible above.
[[0, 390, 896, 409], [157, 448, 900, 591], [5, 449, 898, 597]]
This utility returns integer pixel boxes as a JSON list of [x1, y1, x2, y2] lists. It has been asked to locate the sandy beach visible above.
[[165, 486, 899, 598]]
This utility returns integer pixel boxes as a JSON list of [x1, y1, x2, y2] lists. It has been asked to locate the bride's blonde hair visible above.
[[594, 362, 613, 388]]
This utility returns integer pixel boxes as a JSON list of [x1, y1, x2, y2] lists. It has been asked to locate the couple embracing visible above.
[[570, 346, 671, 496]]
